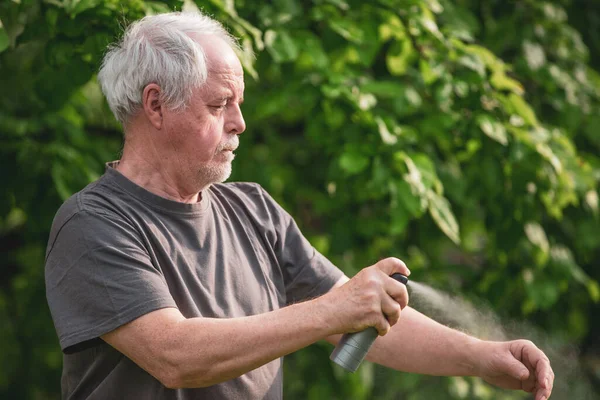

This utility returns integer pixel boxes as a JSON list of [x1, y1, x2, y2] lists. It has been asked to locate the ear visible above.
[[142, 83, 163, 130]]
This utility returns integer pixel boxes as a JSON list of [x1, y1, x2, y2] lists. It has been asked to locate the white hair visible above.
[[97, 11, 239, 125]]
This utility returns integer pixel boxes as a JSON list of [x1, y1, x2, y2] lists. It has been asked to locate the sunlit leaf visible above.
[[329, 18, 364, 43], [386, 38, 416, 76], [427, 191, 461, 244], [457, 53, 485, 77], [525, 222, 550, 254], [523, 40, 547, 71], [588, 281, 600, 303], [375, 116, 397, 145], [508, 93, 539, 126], [395, 180, 425, 217], [264, 29, 299, 63], [490, 72, 524, 95], [477, 114, 508, 145]]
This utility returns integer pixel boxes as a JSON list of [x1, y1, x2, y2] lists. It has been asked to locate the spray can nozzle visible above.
[[329, 273, 408, 372]]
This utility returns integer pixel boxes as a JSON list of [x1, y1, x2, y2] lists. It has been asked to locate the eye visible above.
[[209, 104, 227, 113], [209, 98, 229, 109]]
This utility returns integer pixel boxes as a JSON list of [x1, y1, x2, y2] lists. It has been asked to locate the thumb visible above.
[[505, 358, 530, 380]]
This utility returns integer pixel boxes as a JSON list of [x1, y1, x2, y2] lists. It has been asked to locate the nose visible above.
[[225, 104, 246, 135]]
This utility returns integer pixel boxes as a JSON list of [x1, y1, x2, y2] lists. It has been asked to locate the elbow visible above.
[[159, 369, 183, 390], [155, 355, 214, 389], [150, 345, 188, 389], [159, 371, 216, 390]]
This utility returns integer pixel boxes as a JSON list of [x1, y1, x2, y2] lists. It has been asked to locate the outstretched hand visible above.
[[478, 339, 554, 400]]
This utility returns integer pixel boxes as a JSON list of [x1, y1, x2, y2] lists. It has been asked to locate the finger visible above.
[[504, 355, 530, 382], [380, 294, 402, 327], [535, 387, 551, 400], [374, 316, 391, 336], [528, 348, 553, 400], [523, 367, 536, 393], [520, 349, 537, 393], [535, 366, 553, 400], [385, 278, 409, 309], [521, 343, 553, 389], [376, 257, 410, 277], [535, 380, 552, 400], [534, 353, 553, 391]]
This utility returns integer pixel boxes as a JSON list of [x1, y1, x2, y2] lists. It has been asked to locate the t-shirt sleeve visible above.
[[45, 209, 176, 353], [257, 186, 344, 304]]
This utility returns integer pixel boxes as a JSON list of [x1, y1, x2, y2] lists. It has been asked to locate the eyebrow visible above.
[[217, 95, 244, 105], [213, 90, 243, 104]]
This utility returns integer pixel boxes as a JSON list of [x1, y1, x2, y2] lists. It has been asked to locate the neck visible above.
[[115, 137, 204, 204]]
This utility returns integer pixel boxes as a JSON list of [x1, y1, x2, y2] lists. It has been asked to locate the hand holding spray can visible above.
[[330, 273, 408, 372]]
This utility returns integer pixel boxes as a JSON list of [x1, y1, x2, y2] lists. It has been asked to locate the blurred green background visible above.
[[1, 0, 599, 398]]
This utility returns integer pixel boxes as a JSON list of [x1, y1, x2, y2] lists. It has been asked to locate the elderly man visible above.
[[45, 11, 554, 400]]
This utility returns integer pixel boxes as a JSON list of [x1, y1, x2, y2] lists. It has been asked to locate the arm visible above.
[[326, 276, 555, 400], [102, 257, 409, 389], [102, 300, 331, 389]]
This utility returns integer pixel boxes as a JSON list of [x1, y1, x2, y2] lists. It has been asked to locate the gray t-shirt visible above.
[[45, 163, 343, 399]]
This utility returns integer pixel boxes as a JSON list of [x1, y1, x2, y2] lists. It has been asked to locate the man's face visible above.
[[161, 36, 246, 188]]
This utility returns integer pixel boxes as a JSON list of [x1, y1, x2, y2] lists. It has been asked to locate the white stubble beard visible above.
[[197, 135, 239, 186]]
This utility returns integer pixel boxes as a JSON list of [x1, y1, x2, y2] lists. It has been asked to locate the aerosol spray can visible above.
[[330, 273, 408, 372]]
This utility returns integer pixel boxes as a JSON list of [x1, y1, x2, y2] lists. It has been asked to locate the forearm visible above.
[[328, 306, 481, 376], [168, 299, 331, 388]]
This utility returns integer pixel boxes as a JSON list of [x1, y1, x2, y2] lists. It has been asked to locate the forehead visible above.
[[202, 69, 244, 102], [194, 35, 243, 78]]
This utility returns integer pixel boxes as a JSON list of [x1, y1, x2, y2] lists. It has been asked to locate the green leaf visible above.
[[239, 38, 259, 80], [2, 208, 27, 234], [523, 40, 546, 71], [390, 202, 410, 235], [411, 153, 438, 189], [67, 0, 102, 16], [329, 18, 364, 44], [490, 72, 524, 95], [378, 14, 406, 42], [375, 117, 397, 145], [524, 222, 550, 254], [51, 162, 72, 201], [361, 81, 407, 98], [420, 59, 446, 85], [463, 44, 503, 72], [295, 31, 329, 69], [585, 190, 599, 216], [395, 180, 425, 217], [264, 30, 299, 63], [507, 93, 538, 126], [392, 86, 423, 116], [386, 38, 416, 76], [526, 278, 560, 310], [339, 151, 369, 175], [395, 152, 425, 192], [477, 114, 508, 145], [588, 281, 600, 303], [427, 191, 461, 244], [457, 53, 485, 77], [0, 25, 9, 53]]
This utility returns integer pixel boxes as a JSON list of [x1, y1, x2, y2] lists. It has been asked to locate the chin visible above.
[[199, 162, 233, 185]]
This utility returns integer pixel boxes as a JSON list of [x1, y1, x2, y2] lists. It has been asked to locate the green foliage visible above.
[[1, 0, 599, 398]]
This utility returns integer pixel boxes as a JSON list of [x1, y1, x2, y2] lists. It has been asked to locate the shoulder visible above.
[[210, 181, 264, 198], [45, 176, 131, 259], [208, 182, 291, 223], [209, 181, 270, 210], [50, 174, 123, 229]]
